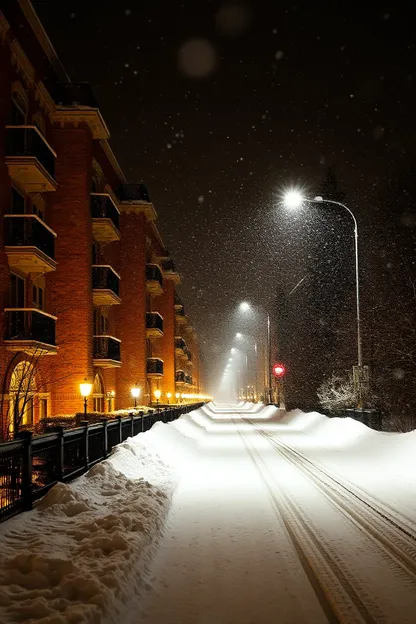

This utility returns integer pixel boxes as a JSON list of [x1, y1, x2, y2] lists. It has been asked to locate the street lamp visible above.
[[131, 385, 141, 409], [80, 378, 93, 417], [154, 389, 161, 405], [239, 301, 272, 404], [175, 392, 180, 403], [283, 190, 363, 403], [236, 332, 258, 401], [167, 392, 172, 404]]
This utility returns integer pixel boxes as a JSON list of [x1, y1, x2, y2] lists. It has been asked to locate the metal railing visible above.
[[146, 264, 163, 289], [146, 358, 163, 375], [90, 193, 120, 230], [92, 265, 120, 297], [93, 336, 121, 362], [6, 126, 56, 180], [175, 370, 186, 383], [5, 309, 56, 346], [146, 312, 164, 333], [4, 214, 56, 259], [175, 337, 186, 352], [0, 404, 205, 523], [117, 183, 151, 203], [52, 82, 100, 108]]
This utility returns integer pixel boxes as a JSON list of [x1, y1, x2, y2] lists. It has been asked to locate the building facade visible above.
[[0, 1, 203, 438]]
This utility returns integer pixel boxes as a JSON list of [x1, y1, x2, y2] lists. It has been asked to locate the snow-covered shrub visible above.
[[317, 372, 357, 411]]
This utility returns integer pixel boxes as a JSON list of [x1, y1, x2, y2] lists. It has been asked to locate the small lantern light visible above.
[[80, 378, 93, 417], [131, 385, 141, 408], [154, 389, 162, 405]]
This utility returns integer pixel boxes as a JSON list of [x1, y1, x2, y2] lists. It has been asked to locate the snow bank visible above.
[[0, 419, 198, 624]]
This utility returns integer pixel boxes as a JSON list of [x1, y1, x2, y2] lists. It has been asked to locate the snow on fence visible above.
[[0, 403, 205, 524]]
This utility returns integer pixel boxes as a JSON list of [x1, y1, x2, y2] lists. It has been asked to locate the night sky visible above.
[[32, 1, 416, 391]]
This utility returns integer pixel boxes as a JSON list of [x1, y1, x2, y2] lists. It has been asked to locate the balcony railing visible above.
[[184, 349, 192, 362], [90, 193, 120, 234], [93, 336, 121, 365], [6, 126, 56, 182], [175, 370, 186, 383], [117, 183, 151, 203], [4, 309, 56, 352], [146, 358, 164, 376], [146, 264, 163, 295], [51, 82, 100, 108], [146, 312, 164, 337], [92, 266, 120, 305], [185, 375, 193, 385], [175, 337, 186, 353], [5, 215, 55, 260]]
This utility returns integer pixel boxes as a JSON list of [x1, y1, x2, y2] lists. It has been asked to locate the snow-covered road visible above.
[[136, 403, 416, 624], [2, 403, 416, 624]]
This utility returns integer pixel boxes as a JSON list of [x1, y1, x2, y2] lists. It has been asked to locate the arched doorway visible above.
[[93, 373, 105, 412], [8, 361, 37, 435]]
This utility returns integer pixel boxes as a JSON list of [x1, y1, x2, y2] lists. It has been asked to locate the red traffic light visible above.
[[272, 363, 286, 378]]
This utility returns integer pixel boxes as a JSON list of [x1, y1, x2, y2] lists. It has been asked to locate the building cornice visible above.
[[51, 108, 110, 140], [118, 200, 157, 221], [35, 81, 55, 115]]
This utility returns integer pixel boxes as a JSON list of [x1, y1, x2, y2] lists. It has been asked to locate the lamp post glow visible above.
[[80, 378, 93, 417], [131, 385, 141, 409], [154, 389, 161, 405], [175, 392, 180, 403], [167, 392, 172, 404], [283, 190, 363, 403]]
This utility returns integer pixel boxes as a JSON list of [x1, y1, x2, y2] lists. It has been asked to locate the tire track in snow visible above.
[[248, 419, 416, 579], [235, 419, 383, 624]]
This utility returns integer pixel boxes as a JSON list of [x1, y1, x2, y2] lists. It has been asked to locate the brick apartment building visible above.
[[0, 1, 203, 437]]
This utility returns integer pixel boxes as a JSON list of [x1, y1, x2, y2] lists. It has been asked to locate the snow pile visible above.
[[0, 418, 199, 624]]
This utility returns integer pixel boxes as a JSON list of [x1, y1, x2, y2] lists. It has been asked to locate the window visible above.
[[10, 274, 25, 308], [94, 309, 108, 334], [32, 195, 45, 220], [21, 397, 33, 426], [11, 188, 25, 214], [32, 284, 44, 310], [32, 113, 46, 136], [39, 398, 48, 420], [11, 89, 27, 125], [93, 374, 105, 412]]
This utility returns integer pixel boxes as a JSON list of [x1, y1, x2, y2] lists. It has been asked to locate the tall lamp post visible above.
[[239, 301, 272, 404], [80, 378, 93, 417], [283, 190, 363, 403]]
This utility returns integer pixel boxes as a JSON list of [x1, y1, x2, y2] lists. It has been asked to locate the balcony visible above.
[[4, 214, 57, 274], [161, 257, 180, 284], [91, 193, 120, 243], [4, 309, 57, 355], [92, 265, 121, 306], [175, 337, 187, 357], [184, 348, 193, 366], [93, 335, 121, 368], [117, 184, 156, 220], [51, 83, 109, 140], [175, 370, 186, 384], [146, 312, 164, 338], [5, 126, 57, 192], [185, 375, 193, 386], [146, 357, 164, 377], [146, 264, 163, 296]]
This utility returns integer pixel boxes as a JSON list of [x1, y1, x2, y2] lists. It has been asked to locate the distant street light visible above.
[[283, 190, 364, 404], [239, 301, 272, 403], [236, 332, 259, 401]]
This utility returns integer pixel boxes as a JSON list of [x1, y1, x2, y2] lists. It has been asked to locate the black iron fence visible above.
[[92, 265, 120, 297], [5, 309, 56, 346], [90, 193, 120, 230], [290, 405, 383, 431], [0, 403, 205, 524]]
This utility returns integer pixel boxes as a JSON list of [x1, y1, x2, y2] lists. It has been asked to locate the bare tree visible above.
[[317, 372, 357, 412]]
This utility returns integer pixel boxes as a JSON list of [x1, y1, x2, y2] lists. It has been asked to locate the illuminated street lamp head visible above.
[[236, 332, 242, 339], [228, 357, 233, 362], [231, 347, 236, 354], [80, 378, 92, 397], [240, 301, 250, 312], [154, 389, 162, 400], [284, 189, 304, 210], [130, 386, 141, 399]]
